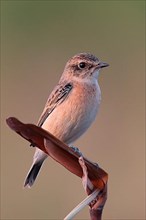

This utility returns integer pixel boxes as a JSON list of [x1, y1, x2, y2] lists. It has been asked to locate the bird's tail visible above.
[[24, 160, 44, 188], [24, 148, 48, 188]]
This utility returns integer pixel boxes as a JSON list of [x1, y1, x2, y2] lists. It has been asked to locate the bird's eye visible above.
[[78, 62, 86, 69]]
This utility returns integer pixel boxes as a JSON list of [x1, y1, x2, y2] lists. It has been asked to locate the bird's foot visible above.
[[70, 146, 83, 157]]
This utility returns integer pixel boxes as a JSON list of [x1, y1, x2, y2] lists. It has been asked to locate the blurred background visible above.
[[1, 1, 145, 219]]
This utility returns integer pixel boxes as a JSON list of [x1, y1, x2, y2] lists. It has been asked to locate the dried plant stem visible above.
[[64, 189, 100, 220], [6, 117, 108, 220]]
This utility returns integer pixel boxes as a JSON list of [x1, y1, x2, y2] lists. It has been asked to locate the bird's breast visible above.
[[71, 81, 101, 128], [42, 80, 101, 144]]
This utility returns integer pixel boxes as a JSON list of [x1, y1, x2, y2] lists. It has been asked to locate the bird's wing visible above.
[[37, 82, 73, 127]]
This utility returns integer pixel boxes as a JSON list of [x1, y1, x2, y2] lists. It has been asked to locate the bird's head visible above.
[[62, 53, 109, 81]]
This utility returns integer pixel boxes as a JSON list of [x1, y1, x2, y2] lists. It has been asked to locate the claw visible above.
[[70, 146, 83, 156]]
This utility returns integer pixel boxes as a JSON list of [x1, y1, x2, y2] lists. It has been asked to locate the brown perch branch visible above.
[[6, 117, 108, 220]]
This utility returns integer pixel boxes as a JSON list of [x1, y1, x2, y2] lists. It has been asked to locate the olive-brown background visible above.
[[1, 1, 145, 219]]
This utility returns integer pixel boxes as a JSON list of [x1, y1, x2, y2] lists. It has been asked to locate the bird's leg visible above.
[[69, 145, 83, 157]]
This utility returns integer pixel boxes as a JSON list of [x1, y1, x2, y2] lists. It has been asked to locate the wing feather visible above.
[[37, 82, 73, 127]]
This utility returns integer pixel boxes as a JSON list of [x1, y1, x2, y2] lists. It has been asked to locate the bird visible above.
[[24, 52, 109, 188]]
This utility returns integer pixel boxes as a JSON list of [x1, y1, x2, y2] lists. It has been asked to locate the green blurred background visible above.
[[1, 1, 145, 219]]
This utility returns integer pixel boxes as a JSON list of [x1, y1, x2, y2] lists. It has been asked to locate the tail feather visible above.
[[24, 161, 43, 188]]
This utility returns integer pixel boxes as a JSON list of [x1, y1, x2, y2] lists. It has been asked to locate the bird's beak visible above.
[[96, 61, 109, 69]]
